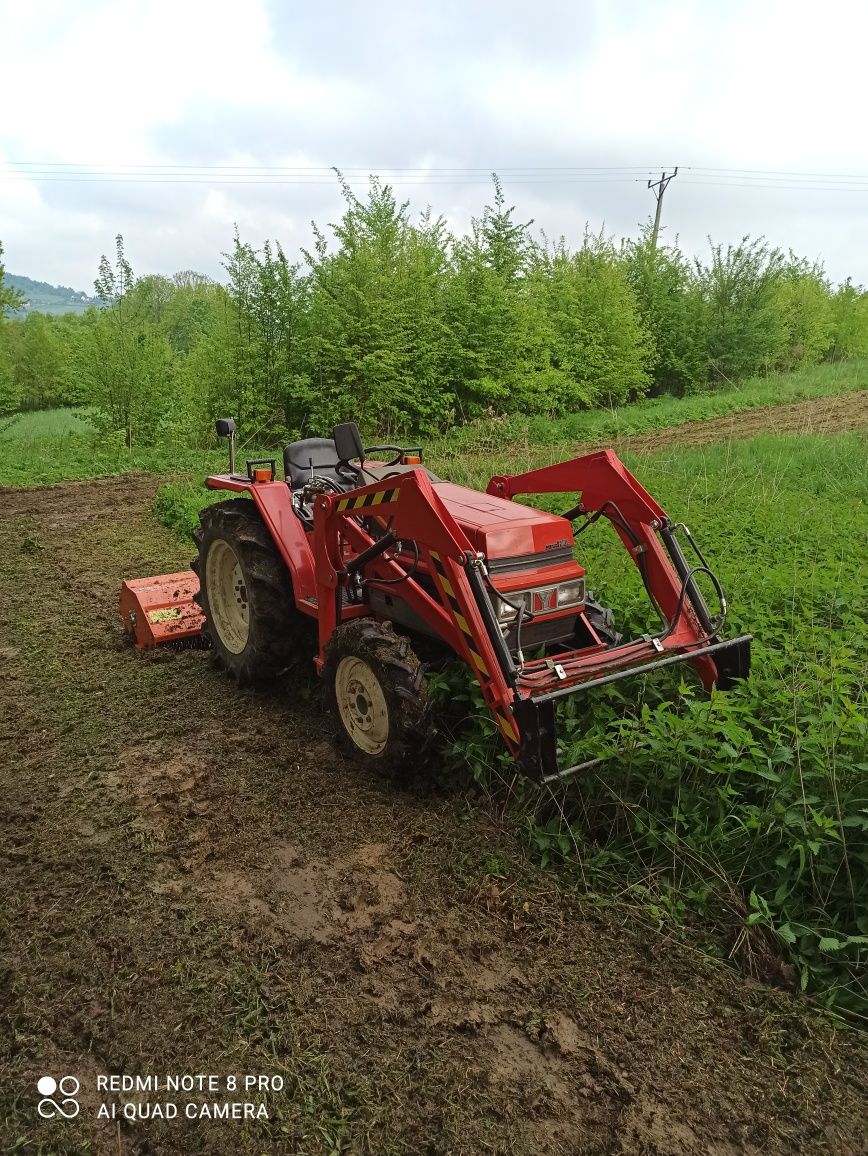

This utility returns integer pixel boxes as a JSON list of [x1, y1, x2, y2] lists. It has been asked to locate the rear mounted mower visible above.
[[120, 419, 751, 782]]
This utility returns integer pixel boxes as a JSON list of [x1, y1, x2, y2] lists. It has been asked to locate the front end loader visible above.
[[120, 420, 751, 782]]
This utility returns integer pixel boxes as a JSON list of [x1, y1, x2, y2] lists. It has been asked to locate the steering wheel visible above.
[[335, 445, 407, 482], [363, 445, 405, 467]]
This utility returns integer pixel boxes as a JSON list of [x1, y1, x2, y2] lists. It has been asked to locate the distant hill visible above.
[[7, 274, 100, 317]]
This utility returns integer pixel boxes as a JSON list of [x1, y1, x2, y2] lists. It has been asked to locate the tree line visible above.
[[2, 175, 867, 443]]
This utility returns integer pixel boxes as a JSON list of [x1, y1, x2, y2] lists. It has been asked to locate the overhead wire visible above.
[[2, 162, 868, 190]]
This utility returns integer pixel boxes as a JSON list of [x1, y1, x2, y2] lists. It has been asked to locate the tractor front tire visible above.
[[323, 619, 434, 776], [192, 499, 304, 685], [584, 595, 622, 648]]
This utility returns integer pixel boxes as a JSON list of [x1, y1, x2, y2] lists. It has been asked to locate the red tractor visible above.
[[120, 420, 751, 782]]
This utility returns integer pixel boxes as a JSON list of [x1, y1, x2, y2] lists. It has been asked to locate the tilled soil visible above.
[[610, 390, 868, 456], [1, 449, 867, 1154]]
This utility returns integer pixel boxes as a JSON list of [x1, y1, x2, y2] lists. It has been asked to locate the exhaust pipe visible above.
[[215, 418, 237, 475]]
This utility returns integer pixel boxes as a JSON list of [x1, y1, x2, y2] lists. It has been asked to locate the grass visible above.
[[432, 432, 868, 1016], [440, 358, 868, 452], [0, 427, 224, 487], [0, 406, 91, 439], [0, 359, 865, 488]]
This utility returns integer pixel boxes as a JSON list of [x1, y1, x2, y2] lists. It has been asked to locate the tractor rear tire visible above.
[[323, 619, 434, 776], [192, 499, 304, 685]]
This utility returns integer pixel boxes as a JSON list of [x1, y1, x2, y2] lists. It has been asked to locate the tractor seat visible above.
[[284, 438, 440, 490], [283, 438, 351, 490]]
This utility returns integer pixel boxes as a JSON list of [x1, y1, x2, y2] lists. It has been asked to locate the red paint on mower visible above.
[[119, 572, 204, 649]]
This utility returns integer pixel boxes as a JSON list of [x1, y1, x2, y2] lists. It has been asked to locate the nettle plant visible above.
[[430, 434, 867, 1015]]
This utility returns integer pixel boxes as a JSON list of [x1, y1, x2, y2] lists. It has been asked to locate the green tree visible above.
[[302, 176, 452, 434], [171, 283, 240, 445], [0, 241, 24, 318], [74, 235, 174, 445], [695, 237, 788, 383], [771, 259, 833, 371], [222, 231, 308, 436], [0, 243, 26, 413], [13, 313, 73, 409], [527, 233, 655, 412], [826, 280, 868, 360], [443, 177, 540, 418], [623, 229, 708, 395]]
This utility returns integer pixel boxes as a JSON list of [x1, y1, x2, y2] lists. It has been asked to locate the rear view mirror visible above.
[[333, 422, 364, 464], [215, 418, 236, 438]]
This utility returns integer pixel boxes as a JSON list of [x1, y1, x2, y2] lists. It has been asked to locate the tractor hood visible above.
[[434, 482, 581, 571]]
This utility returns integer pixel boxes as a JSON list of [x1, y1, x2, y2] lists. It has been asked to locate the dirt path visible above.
[[611, 390, 868, 456], [1, 473, 867, 1153]]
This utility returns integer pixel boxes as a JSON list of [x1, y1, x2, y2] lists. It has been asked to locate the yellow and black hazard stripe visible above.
[[429, 550, 491, 680], [493, 708, 519, 744], [336, 487, 400, 513], [430, 551, 520, 748]]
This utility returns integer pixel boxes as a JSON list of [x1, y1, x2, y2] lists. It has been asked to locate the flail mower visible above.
[[120, 420, 751, 782]]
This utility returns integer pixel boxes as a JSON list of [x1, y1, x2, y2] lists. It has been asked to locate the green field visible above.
[[2, 371, 866, 1015], [1, 360, 865, 487], [0, 406, 91, 439]]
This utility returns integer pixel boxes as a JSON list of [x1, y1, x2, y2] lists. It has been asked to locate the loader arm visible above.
[[312, 452, 750, 781], [489, 449, 727, 689], [311, 469, 525, 751], [484, 448, 752, 780]]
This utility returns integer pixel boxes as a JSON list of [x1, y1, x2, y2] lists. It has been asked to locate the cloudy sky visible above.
[[2, 0, 868, 290]]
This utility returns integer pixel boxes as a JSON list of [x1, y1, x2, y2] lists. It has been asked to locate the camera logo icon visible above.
[[37, 1075, 80, 1119]]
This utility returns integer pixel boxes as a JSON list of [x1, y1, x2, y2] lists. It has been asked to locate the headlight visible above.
[[495, 580, 584, 621], [497, 591, 529, 621], [556, 578, 585, 608]]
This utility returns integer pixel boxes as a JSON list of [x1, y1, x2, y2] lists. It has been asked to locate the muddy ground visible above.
[[1, 415, 867, 1154]]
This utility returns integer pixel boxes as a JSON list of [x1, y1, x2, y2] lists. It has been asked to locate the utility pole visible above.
[[648, 167, 678, 251]]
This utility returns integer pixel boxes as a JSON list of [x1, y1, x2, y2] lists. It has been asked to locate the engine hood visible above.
[[434, 482, 579, 565]]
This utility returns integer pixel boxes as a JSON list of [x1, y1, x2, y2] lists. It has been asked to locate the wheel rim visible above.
[[334, 656, 389, 755], [205, 539, 250, 653]]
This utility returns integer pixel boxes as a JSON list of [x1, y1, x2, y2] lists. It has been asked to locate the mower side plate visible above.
[[119, 571, 204, 649]]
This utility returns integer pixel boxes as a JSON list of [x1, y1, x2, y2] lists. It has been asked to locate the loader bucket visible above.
[[119, 571, 204, 649]]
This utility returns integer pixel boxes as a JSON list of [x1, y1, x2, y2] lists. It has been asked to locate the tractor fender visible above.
[[206, 478, 317, 606]]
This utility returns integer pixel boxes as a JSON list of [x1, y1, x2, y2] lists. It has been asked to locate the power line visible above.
[[1, 161, 673, 172], [3, 161, 868, 193], [6, 161, 868, 178], [0, 175, 656, 185], [681, 179, 868, 192], [688, 166, 868, 180]]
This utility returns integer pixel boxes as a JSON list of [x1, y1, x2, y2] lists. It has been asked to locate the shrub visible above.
[[695, 237, 788, 383], [528, 233, 655, 410], [623, 232, 708, 395]]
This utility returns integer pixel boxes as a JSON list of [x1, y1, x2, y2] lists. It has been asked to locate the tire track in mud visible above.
[[609, 389, 868, 456]]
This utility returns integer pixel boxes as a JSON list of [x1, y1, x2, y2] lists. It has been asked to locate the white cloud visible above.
[[2, 0, 868, 287]]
